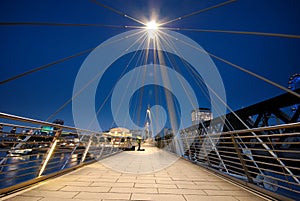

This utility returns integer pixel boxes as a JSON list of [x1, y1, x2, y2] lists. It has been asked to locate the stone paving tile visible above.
[[171, 177, 207, 181], [184, 195, 239, 201], [53, 181, 93, 187], [134, 183, 177, 189], [40, 198, 99, 201], [52, 177, 78, 182], [60, 186, 110, 192], [212, 182, 244, 190], [4, 196, 43, 201], [74, 192, 131, 200], [102, 200, 130, 201], [204, 190, 254, 196], [155, 178, 173, 183], [110, 187, 158, 194], [158, 188, 206, 195], [117, 176, 137, 180], [135, 176, 156, 180], [103, 172, 122, 177], [91, 182, 134, 187], [35, 183, 66, 191], [71, 169, 92, 174], [76, 178, 118, 183], [136, 174, 155, 177], [21, 189, 79, 198], [117, 178, 156, 184], [176, 184, 220, 190], [155, 180, 195, 185], [154, 173, 170, 177], [131, 193, 186, 201], [234, 196, 267, 201], [73, 175, 103, 180]]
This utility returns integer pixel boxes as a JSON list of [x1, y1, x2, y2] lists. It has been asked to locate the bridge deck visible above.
[[4, 145, 267, 201]]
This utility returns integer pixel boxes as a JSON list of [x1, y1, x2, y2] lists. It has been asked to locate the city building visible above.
[[103, 127, 132, 138], [191, 108, 212, 126]]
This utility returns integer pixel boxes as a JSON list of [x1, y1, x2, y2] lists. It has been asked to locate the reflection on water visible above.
[[0, 149, 81, 189]]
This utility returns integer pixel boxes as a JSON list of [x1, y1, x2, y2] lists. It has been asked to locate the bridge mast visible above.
[[144, 105, 153, 142]]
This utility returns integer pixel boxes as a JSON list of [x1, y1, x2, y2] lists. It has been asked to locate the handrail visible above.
[[158, 122, 300, 200], [214, 122, 300, 135], [0, 112, 122, 195], [0, 112, 102, 135]]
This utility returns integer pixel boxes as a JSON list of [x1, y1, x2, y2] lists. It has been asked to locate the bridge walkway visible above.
[[3, 144, 268, 201]]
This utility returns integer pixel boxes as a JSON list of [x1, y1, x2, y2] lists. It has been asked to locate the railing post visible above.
[[81, 134, 93, 163], [230, 133, 253, 183], [198, 135, 211, 164], [205, 133, 229, 173], [109, 144, 114, 154], [37, 128, 62, 177], [98, 145, 105, 159], [184, 136, 191, 159], [61, 135, 85, 170]]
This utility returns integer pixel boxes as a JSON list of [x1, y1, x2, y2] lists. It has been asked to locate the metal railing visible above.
[[0, 112, 122, 195], [158, 122, 300, 201]]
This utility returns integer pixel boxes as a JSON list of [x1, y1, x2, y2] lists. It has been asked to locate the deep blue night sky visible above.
[[0, 0, 299, 131]]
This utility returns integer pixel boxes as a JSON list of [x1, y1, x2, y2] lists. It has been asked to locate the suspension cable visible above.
[[159, 0, 236, 26], [0, 47, 95, 85], [47, 30, 145, 123], [0, 21, 141, 29], [164, 27, 300, 39], [159, 30, 295, 178], [162, 31, 300, 99], [90, 0, 146, 26]]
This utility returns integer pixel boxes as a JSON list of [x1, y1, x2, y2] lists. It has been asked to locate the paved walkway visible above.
[[3, 144, 268, 201]]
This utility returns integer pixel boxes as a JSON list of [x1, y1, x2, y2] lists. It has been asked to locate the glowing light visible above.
[[146, 21, 158, 30], [146, 21, 158, 39]]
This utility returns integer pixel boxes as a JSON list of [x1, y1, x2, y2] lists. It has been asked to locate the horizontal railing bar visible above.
[[216, 158, 243, 167], [0, 158, 43, 167], [246, 166, 292, 178], [216, 149, 240, 154], [238, 148, 299, 154], [44, 164, 71, 172], [255, 178, 300, 193], [0, 112, 102, 135], [180, 133, 300, 143], [0, 113, 125, 195], [180, 136, 300, 144], [181, 131, 299, 140], [0, 123, 40, 130], [0, 163, 42, 171], [247, 170, 300, 185], [166, 120, 300, 200], [255, 173, 300, 187], [243, 158, 300, 171], [215, 122, 300, 135], [0, 165, 39, 176], [222, 167, 246, 176], [241, 152, 300, 162], [0, 153, 45, 159], [0, 171, 36, 183]]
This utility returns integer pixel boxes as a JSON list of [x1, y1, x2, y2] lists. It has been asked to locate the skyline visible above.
[[0, 0, 299, 132]]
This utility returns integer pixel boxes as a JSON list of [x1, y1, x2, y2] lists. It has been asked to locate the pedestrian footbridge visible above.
[[3, 145, 267, 201], [0, 112, 299, 201]]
